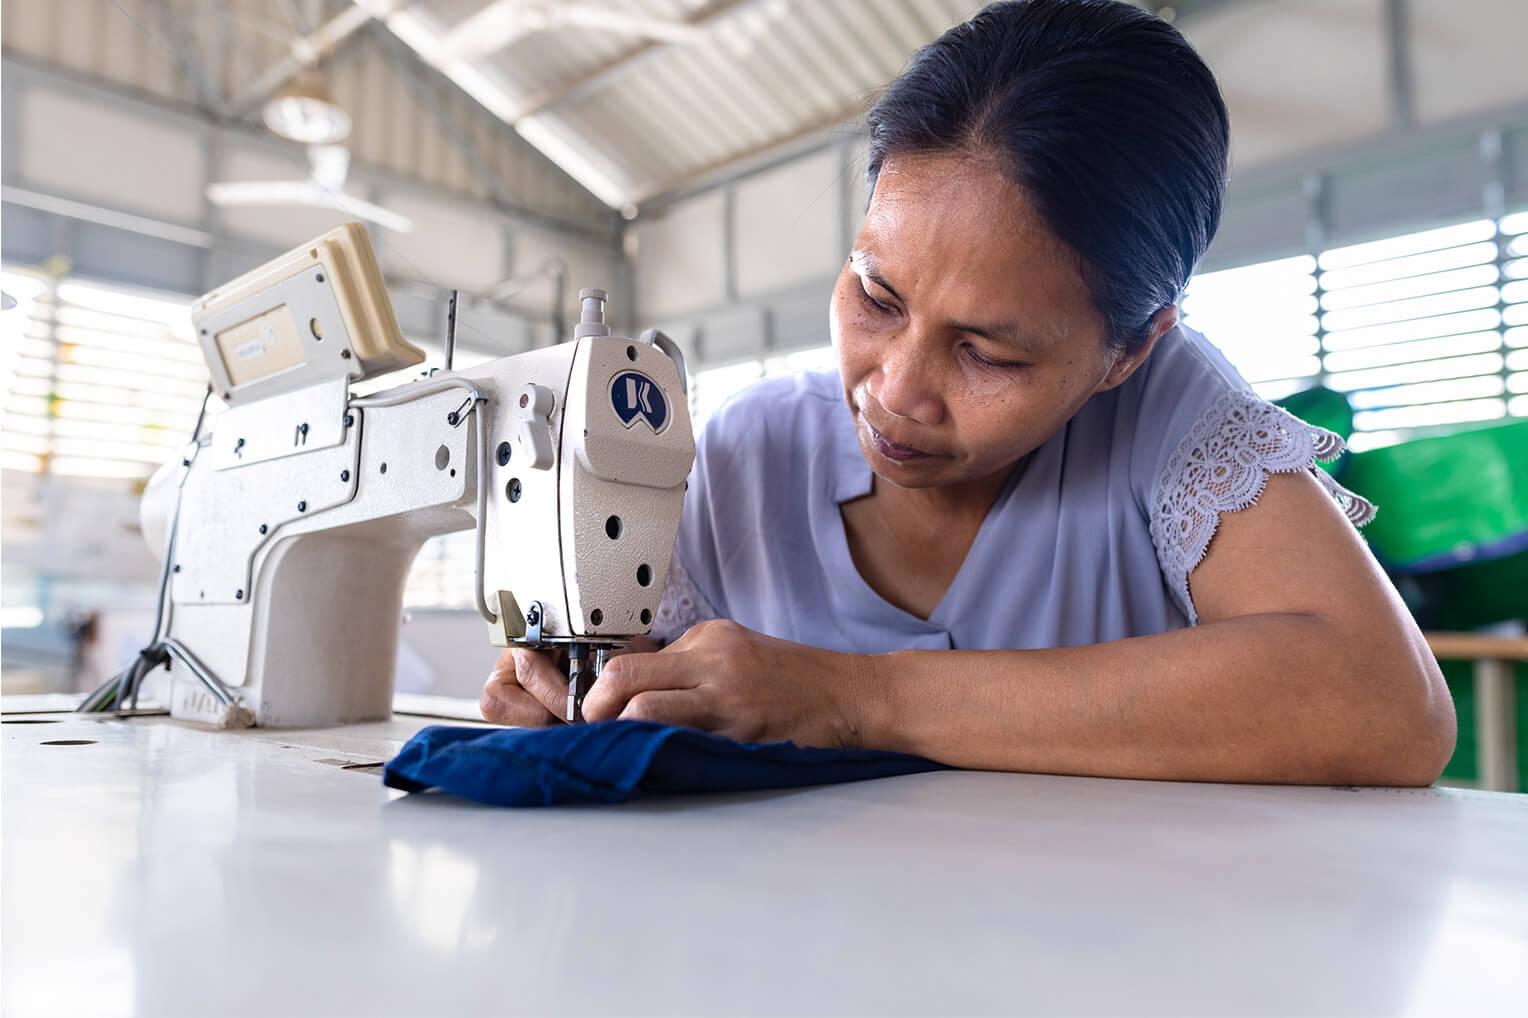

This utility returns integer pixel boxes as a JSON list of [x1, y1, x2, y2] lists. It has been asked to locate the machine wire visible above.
[[77, 387, 236, 714]]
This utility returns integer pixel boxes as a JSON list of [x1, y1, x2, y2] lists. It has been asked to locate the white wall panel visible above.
[[1325, 140, 1491, 245], [1413, 0, 1528, 126], [635, 191, 727, 321], [510, 228, 621, 330], [694, 305, 767, 363], [381, 192, 508, 296], [1184, 0, 1390, 171], [19, 88, 206, 223], [734, 148, 844, 297]]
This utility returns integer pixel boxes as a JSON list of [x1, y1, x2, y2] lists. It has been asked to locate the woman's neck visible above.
[[838, 459, 1024, 620], [869, 461, 1017, 532]]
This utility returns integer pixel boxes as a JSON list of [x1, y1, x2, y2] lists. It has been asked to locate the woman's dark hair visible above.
[[866, 0, 1230, 350]]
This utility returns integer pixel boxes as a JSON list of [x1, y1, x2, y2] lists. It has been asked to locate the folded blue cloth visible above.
[[383, 721, 947, 807]]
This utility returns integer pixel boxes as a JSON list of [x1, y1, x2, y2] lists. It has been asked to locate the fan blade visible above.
[[206, 180, 317, 205], [206, 180, 414, 233], [323, 192, 414, 234]]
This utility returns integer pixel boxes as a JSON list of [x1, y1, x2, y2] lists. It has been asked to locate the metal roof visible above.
[[370, 0, 974, 206], [4, 1, 1526, 216], [356, 0, 1528, 210]]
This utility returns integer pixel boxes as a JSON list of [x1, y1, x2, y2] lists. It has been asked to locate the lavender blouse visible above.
[[650, 325, 1374, 652]]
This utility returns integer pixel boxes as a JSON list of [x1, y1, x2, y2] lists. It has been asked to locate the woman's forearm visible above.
[[852, 612, 1455, 785]]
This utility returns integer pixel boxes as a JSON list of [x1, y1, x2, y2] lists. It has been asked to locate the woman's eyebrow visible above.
[[851, 251, 905, 303], [853, 249, 1046, 352], [950, 318, 1036, 352]]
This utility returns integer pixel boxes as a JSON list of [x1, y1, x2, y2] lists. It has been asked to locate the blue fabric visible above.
[[383, 721, 947, 807]]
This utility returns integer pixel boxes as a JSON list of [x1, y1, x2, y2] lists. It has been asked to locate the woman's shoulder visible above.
[[1128, 323, 1249, 403], [1101, 325, 1374, 624], [1101, 325, 1253, 491]]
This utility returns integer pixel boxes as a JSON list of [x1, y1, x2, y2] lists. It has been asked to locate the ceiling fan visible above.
[[206, 71, 414, 234]]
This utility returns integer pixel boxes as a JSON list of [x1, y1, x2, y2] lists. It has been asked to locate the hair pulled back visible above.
[[866, 0, 1230, 350]]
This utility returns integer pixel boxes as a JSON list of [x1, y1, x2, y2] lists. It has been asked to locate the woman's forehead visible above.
[[859, 154, 1096, 325], [874, 154, 1063, 247]]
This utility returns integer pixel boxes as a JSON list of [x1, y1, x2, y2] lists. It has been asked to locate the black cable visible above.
[[191, 382, 213, 441], [77, 388, 214, 715]]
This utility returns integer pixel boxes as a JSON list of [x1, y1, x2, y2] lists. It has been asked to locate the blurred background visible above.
[[1, 0, 1524, 787]]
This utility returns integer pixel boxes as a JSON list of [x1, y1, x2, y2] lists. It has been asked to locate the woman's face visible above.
[[832, 153, 1154, 494]]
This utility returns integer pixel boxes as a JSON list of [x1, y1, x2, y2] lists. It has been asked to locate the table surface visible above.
[[4, 705, 1527, 1018]]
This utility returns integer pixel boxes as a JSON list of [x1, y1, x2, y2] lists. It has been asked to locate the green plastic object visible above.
[[1275, 386, 1354, 480], [1394, 549, 1528, 631], [1276, 386, 1354, 443], [1343, 419, 1528, 573]]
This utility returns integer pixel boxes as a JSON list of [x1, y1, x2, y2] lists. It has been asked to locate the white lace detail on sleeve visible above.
[[651, 554, 720, 644], [1149, 389, 1377, 625]]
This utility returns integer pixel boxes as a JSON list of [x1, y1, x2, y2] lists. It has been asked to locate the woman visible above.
[[483, 0, 1456, 785]]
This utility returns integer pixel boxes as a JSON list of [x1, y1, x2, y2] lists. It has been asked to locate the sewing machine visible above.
[[126, 223, 694, 728]]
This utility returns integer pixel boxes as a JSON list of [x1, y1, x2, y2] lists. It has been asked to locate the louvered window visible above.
[[1185, 210, 1528, 450], [1, 268, 206, 478]]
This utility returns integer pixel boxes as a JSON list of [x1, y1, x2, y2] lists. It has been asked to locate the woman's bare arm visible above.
[[858, 471, 1456, 785]]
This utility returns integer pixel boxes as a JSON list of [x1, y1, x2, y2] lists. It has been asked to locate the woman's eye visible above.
[[964, 345, 1026, 371], [858, 283, 895, 315]]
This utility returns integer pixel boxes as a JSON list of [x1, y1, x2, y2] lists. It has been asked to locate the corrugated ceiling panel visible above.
[[752, 20, 840, 118], [675, 40, 790, 143], [774, 10, 861, 104], [806, 1, 902, 92], [572, 79, 687, 189], [837, 2, 918, 80], [503, 0, 973, 200], [497, 25, 625, 89], [33, 0, 1524, 218]]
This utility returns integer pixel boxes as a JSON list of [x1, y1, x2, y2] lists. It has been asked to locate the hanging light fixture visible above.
[[261, 71, 352, 145]]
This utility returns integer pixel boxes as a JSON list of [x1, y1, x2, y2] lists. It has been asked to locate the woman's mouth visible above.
[[865, 420, 933, 462]]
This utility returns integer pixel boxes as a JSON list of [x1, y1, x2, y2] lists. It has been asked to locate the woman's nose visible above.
[[868, 330, 943, 424]]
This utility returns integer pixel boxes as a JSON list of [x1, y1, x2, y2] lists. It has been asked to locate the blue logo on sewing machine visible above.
[[610, 371, 669, 433]]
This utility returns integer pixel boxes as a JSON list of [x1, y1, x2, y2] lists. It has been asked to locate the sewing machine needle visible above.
[[567, 642, 588, 723]]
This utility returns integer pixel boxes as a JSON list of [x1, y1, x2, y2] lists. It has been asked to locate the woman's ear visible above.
[[1097, 305, 1180, 392]]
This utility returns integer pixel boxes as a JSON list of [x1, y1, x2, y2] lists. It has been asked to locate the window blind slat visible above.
[[2, 267, 207, 480]]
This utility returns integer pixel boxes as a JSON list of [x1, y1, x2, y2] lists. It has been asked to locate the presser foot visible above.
[[565, 643, 615, 723]]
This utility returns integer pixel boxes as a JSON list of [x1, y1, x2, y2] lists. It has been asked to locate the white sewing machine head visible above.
[[136, 223, 694, 728]]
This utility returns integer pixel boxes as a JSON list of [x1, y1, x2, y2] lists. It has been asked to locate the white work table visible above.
[[4, 704, 1526, 1017]]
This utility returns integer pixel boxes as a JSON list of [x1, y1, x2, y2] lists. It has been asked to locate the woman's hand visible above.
[[580, 620, 875, 749], [480, 647, 566, 727]]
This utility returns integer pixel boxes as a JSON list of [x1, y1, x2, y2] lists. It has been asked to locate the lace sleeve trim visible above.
[[650, 553, 720, 645], [1148, 389, 1377, 625]]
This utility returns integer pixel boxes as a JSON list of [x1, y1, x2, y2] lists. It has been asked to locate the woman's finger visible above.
[[583, 652, 695, 721], [480, 675, 559, 727], [617, 689, 711, 729], [510, 648, 571, 719]]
